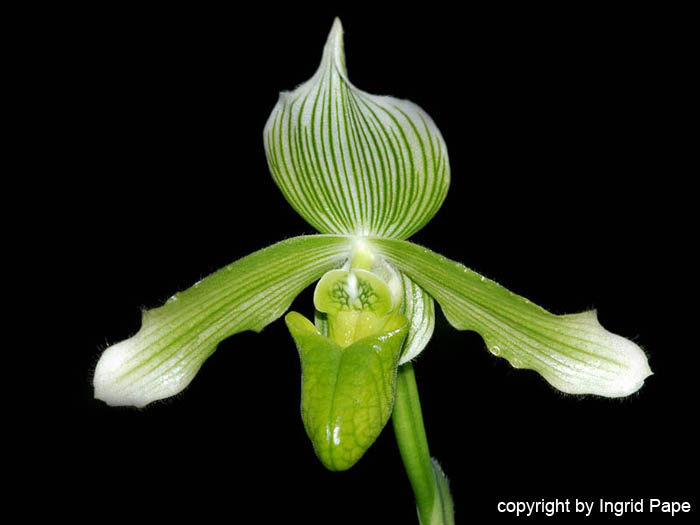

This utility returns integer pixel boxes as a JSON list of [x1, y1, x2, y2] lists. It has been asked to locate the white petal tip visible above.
[[93, 336, 175, 409], [605, 349, 653, 398], [553, 320, 654, 398], [593, 326, 653, 398], [94, 339, 148, 408]]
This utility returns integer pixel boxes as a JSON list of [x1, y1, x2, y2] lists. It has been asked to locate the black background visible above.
[[42, 4, 696, 524]]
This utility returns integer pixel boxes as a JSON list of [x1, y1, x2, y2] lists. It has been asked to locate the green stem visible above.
[[392, 362, 453, 524]]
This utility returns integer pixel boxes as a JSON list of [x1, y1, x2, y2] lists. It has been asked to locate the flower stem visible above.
[[392, 362, 454, 524]]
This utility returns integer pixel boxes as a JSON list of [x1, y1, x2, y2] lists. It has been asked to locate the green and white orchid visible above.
[[94, 18, 651, 524]]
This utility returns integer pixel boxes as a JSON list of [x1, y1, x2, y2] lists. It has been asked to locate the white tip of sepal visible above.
[[324, 17, 346, 76]]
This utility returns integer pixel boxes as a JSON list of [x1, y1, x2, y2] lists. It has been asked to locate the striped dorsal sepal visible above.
[[264, 18, 450, 240]]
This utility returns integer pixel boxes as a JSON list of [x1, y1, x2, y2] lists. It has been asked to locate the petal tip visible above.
[[599, 324, 653, 398], [93, 336, 166, 409], [93, 339, 137, 407], [615, 347, 653, 397]]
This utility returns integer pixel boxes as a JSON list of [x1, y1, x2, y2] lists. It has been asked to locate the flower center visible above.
[[313, 242, 403, 347]]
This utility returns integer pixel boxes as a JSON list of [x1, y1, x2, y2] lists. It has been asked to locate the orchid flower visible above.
[[93, 18, 652, 524]]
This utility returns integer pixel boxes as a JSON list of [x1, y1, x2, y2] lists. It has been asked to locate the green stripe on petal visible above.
[[370, 238, 652, 398], [94, 235, 352, 408], [264, 18, 450, 239], [398, 272, 435, 365]]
